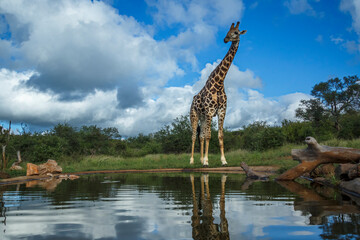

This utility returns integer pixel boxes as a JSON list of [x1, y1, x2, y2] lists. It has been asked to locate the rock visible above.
[[240, 162, 269, 180], [340, 178, 360, 194], [68, 175, 80, 180], [26, 160, 62, 176], [58, 174, 69, 179], [10, 165, 23, 171], [38, 159, 62, 175], [26, 163, 39, 176]]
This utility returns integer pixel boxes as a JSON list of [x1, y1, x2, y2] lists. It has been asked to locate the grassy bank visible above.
[[4, 138, 360, 177]]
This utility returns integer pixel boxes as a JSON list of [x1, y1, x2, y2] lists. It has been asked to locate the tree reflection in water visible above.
[[190, 174, 229, 240]]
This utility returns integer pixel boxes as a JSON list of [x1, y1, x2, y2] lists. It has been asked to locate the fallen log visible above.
[[276, 137, 360, 181]]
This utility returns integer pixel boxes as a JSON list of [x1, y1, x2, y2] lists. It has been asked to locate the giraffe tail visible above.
[[197, 124, 201, 148]]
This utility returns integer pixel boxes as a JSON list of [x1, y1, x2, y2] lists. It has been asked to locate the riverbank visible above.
[[3, 143, 302, 178], [3, 138, 360, 179]]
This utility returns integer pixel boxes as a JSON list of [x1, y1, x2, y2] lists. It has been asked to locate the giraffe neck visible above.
[[219, 40, 239, 76], [208, 41, 239, 87]]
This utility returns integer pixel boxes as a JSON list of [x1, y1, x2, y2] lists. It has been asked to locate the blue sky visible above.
[[0, 0, 359, 136]]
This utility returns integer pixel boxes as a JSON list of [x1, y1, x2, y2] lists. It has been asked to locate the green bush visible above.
[[241, 121, 285, 151], [281, 120, 315, 143], [338, 113, 360, 139]]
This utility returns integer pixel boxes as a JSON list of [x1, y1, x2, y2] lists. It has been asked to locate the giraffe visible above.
[[190, 22, 246, 166]]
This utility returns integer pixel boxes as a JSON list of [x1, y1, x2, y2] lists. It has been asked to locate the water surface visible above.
[[0, 173, 359, 239]]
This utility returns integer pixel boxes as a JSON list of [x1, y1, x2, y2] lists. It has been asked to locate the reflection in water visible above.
[[0, 173, 360, 239], [279, 180, 360, 238], [190, 174, 229, 240], [26, 178, 64, 191]]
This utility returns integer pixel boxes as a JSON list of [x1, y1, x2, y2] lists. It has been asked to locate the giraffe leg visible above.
[[218, 109, 227, 166], [190, 109, 199, 164], [199, 116, 206, 165], [203, 115, 212, 167], [220, 174, 229, 236]]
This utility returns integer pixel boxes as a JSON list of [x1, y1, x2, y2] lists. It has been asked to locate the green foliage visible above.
[[295, 98, 329, 125], [241, 121, 285, 151], [311, 75, 360, 115], [281, 120, 314, 143], [52, 123, 81, 155], [298, 75, 360, 131], [154, 115, 192, 153], [337, 113, 360, 139]]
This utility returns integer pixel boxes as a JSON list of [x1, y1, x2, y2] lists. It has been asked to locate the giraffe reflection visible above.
[[190, 174, 229, 240]]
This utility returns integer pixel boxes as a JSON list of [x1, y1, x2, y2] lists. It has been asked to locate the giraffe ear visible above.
[[240, 30, 247, 35], [235, 21, 240, 29]]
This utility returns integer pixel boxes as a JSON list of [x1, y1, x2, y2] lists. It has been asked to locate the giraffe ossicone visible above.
[[190, 21, 246, 167]]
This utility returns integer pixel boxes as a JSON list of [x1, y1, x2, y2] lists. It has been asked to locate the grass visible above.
[[58, 142, 303, 173], [4, 138, 360, 177]]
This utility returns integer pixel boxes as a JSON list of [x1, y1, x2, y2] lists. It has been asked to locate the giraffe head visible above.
[[224, 22, 246, 43]]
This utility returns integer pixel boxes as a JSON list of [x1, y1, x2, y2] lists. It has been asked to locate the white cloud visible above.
[[226, 90, 311, 129], [284, 0, 316, 16], [341, 0, 360, 35], [0, 67, 310, 136], [0, 0, 183, 108], [146, 0, 244, 28], [315, 34, 323, 43], [339, 0, 360, 54], [330, 35, 345, 44], [146, 0, 245, 69], [0, 0, 311, 136]]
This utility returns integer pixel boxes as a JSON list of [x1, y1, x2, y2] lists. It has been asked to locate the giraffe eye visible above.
[[234, 31, 240, 35]]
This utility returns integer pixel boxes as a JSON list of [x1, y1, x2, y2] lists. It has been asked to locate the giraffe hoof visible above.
[[202, 165, 209, 168], [222, 164, 228, 167]]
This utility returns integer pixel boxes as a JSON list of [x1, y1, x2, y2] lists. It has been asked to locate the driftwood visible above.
[[10, 151, 23, 170], [335, 163, 360, 180], [277, 137, 360, 181], [240, 162, 269, 180]]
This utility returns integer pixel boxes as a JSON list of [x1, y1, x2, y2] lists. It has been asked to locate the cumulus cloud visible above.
[[284, 0, 316, 15], [0, 66, 309, 136], [0, 0, 310, 136], [146, 0, 244, 27], [226, 90, 311, 129], [146, 0, 245, 69], [0, 0, 182, 107], [340, 0, 360, 54], [193, 60, 262, 92]]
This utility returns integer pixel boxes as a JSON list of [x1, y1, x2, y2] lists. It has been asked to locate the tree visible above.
[[0, 121, 11, 169], [311, 75, 360, 131], [52, 123, 80, 155], [295, 99, 328, 124]]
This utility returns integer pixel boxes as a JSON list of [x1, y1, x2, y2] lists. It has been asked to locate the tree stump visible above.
[[276, 137, 360, 181]]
